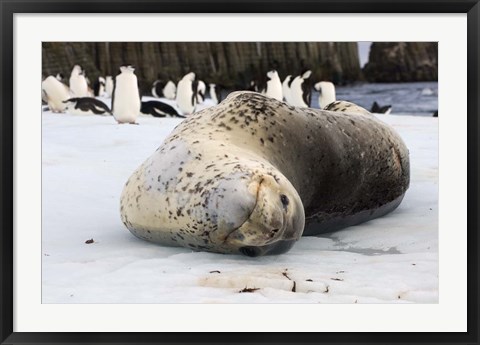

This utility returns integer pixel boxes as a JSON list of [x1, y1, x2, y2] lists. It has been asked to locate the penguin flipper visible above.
[[111, 76, 117, 113]]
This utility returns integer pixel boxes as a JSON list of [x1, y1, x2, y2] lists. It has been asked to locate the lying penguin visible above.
[[63, 97, 112, 115], [371, 101, 392, 114], [140, 100, 184, 118]]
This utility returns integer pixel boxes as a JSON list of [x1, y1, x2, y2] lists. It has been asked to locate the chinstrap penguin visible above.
[[42, 75, 71, 113], [289, 70, 312, 107], [175, 72, 197, 115], [112, 65, 141, 124], [63, 97, 112, 115]]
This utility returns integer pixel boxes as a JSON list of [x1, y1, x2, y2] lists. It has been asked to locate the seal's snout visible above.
[[227, 174, 305, 256], [240, 239, 297, 257], [240, 246, 262, 257]]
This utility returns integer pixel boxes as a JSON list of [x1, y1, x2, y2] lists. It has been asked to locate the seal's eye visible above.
[[280, 194, 289, 208]]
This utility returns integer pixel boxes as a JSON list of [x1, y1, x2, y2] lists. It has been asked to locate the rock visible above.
[[363, 42, 438, 82], [42, 42, 363, 90]]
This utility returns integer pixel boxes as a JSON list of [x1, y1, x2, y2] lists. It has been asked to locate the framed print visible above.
[[1, 1, 479, 344]]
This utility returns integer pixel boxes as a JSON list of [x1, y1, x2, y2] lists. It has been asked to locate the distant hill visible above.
[[363, 42, 438, 82], [42, 42, 362, 92]]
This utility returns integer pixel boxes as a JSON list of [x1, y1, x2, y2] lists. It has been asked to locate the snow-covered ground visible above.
[[42, 96, 438, 304]]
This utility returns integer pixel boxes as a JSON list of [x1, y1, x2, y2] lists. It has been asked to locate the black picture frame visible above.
[[1, 1, 479, 344]]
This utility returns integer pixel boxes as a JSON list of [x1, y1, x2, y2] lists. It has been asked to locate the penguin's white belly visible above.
[[319, 93, 336, 109], [42, 77, 70, 113], [106, 80, 114, 98], [282, 84, 292, 104], [176, 94, 195, 115], [114, 97, 140, 122], [98, 85, 105, 97], [290, 79, 308, 107], [176, 84, 195, 115], [317, 82, 336, 109], [265, 80, 283, 101], [290, 93, 307, 107], [47, 93, 69, 112], [70, 77, 89, 97], [163, 81, 176, 100], [210, 87, 219, 104], [113, 78, 140, 123]]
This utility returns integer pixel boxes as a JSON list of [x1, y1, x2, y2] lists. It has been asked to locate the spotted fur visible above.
[[120, 92, 410, 256]]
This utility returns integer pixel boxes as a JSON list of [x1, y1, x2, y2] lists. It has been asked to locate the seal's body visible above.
[[120, 92, 409, 256]]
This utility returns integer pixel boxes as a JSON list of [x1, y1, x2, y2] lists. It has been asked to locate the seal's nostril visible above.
[[240, 246, 261, 257]]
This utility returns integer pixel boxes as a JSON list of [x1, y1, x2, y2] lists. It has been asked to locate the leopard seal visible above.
[[120, 92, 409, 256]]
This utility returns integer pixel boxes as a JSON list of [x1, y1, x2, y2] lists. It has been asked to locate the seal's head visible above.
[[207, 170, 305, 257]]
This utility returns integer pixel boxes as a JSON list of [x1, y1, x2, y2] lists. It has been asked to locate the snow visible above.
[[42, 96, 438, 304]]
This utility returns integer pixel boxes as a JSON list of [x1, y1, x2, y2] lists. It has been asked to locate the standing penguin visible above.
[[69, 65, 89, 97], [289, 70, 312, 108], [152, 79, 177, 100], [282, 75, 293, 104], [42, 75, 71, 113], [175, 72, 197, 116], [151, 81, 161, 98], [112, 65, 141, 124], [196, 80, 206, 104], [262, 70, 283, 101], [247, 80, 259, 92], [105, 76, 114, 98], [208, 83, 222, 105], [93, 76, 106, 97], [314, 81, 336, 109]]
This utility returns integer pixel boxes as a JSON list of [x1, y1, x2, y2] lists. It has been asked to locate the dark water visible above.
[[221, 81, 438, 117], [311, 82, 438, 116]]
